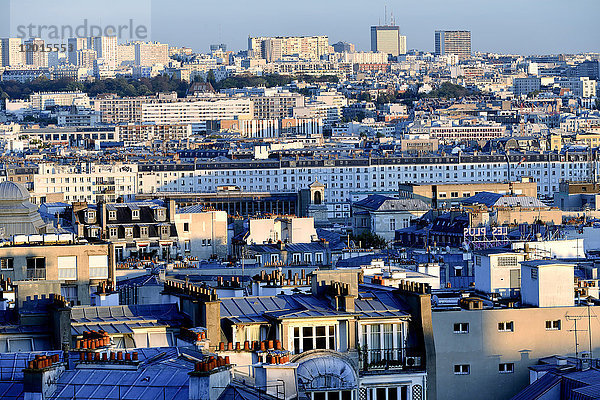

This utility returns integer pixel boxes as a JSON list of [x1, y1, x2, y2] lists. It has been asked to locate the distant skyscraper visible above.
[[210, 44, 227, 53], [248, 36, 329, 62], [370, 26, 406, 57], [134, 42, 169, 66], [68, 38, 87, 66], [435, 30, 471, 60], [332, 41, 355, 53], [24, 38, 48, 68], [89, 36, 118, 69], [0, 38, 25, 67]]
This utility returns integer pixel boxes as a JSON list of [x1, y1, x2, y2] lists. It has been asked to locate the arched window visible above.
[[314, 191, 322, 205]]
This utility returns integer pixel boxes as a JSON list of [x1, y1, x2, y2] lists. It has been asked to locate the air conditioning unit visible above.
[[405, 356, 422, 367]]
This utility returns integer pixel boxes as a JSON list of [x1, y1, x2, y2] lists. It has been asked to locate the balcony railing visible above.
[[358, 347, 424, 372], [26, 268, 46, 280]]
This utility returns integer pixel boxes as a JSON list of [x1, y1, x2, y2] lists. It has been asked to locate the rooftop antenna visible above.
[[384, 5, 387, 25], [391, 11, 395, 26]]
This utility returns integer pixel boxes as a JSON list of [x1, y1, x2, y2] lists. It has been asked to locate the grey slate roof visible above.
[[354, 194, 429, 212]]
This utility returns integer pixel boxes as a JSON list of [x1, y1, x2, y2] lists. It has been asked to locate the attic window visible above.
[[132, 209, 139, 219], [108, 210, 116, 220]]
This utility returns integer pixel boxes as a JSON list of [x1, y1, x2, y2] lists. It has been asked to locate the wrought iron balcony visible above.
[[358, 346, 424, 372]]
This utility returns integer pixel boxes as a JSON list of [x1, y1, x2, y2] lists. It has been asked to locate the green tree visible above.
[[351, 232, 387, 249], [206, 70, 217, 87], [424, 82, 473, 99]]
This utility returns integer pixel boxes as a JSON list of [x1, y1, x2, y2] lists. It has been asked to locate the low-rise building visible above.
[[352, 195, 429, 241]]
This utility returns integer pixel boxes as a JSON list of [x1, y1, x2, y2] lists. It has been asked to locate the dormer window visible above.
[[86, 210, 95, 222], [154, 208, 166, 221], [140, 226, 148, 236], [160, 226, 169, 236], [125, 227, 133, 238], [109, 210, 117, 220], [132, 209, 139, 220]]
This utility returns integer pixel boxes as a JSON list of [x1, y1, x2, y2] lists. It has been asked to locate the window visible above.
[[292, 253, 302, 264], [131, 209, 139, 219], [546, 320, 561, 330], [108, 210, 117, 220], [0, 258, 14, 271], [125, 227, 133, 238], [390, 219, 396, 231], [304, 253, 312, 264], [140, 226, 148, 236], [453, 323, 469, 334], [309, 391, 352, 400], [184, 240, 190, 252], [498, 321, 514, 332], [497, 256, 518, 267], [57, 256, 77, 280], [438, 192, 447, 198], [454, 364, 470, 375], [109, 227, 117, 237], [315, 253, 323, 263], [26, 257, 46, 280], [367, 386, 408, 400], [291, 325, 336, 354], [451, 192, 459, 198], [89, 255, 109, 279], [183, 223, 189, 232], [531, 268, 538, 280], [499, 363, 514, 373]]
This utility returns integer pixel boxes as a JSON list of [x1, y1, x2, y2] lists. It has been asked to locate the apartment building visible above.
[[173, 206, 228, 260], [251, 92, 305, 119], [91, 92, 178, 124], [115, 123, 192, 145], [30, 91, 90, 110], [166, 270, 431, 400], [134, 41, 169, 66], [0, 237, 113, 306], [219, 117, 322, 138], [556, 77, 597, 98], [417, 123, 506, 141], [434, 30, 471, 60], [135, 152, 591, 220], [513, 77, 542, 97], [33, 163, 137, 203], [141, 97, 254, 133], [24, 38, 48, 68], [0, 38, 25, 67], [89, 36, 118, 69], [432, 297, 600, 400], [248, 36, 330, 61]]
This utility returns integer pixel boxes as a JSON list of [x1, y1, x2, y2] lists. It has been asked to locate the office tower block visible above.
[[24, 38, 48, 68], [89, 36, 118, 69], [435, 30, 471, 60], [370, 26, 406, 56], [0, 38, 25, 67], [68, 38, 87, 66]]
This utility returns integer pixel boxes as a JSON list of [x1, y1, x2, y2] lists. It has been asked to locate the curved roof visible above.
[[0, 181, 29, 202]]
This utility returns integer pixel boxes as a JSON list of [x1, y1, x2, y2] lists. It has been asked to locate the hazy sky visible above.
[[149, 0, 599, 54], [3, 0, 599, 55]]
